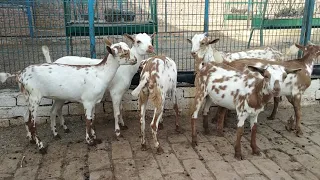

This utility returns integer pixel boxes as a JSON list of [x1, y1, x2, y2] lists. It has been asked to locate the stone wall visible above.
[[0, 79, 319, 127]]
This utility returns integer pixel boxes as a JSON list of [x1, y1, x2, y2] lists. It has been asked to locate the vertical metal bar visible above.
[[204, 0, 209, 32], [88, 0, 96, 58], [25, 0, 34, 37], [305, 0, 315, 44], [165, 0, 167, 33], [299, 0, 314, 57]]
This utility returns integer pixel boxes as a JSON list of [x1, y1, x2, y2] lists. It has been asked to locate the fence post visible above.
[[88, 0, 96, 59], [204, 0, 209, 32], [299, 0, 315, 57]]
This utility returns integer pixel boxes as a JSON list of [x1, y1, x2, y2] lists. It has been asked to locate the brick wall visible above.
[[0, 79, 319, 127]]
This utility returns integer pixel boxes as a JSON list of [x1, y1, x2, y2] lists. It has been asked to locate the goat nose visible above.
[[148, 45, 154, 53], [191, 52, 196, 57]]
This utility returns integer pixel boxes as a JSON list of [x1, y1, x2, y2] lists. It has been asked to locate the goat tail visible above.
[[0, 73, 16, 83], [131, 79, 147, 97], [42, 45, 52, 63]]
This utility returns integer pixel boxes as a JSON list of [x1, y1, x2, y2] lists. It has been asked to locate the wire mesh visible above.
[[0, 0, 319, 89]]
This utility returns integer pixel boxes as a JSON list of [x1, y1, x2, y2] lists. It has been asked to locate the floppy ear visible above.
[[295, 43, 307, 51], [106, 46, 115, 56], [247, 65, 265, 75], [123, 33, 135, 43], [285, 68, 302, 74], [150, 32, 156, 39], [187, 38, 192, 44], [208, 38, 220, 44], [105, 38, 112, 47]]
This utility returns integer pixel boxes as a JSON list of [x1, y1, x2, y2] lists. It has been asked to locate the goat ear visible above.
[[123, 33, 135, 43], [187, 38, 192, 44], [105, 39, 112, 47], [247, 65, 264, 75], [208, 38, 220, 44], [106, 46, 115, 56], [285, 68, 302, 74], [295, 43, 307, 51], [151, 32, 156, 39]]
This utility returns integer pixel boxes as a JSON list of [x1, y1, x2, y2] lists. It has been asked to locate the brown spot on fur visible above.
[[219, 85, 227, 90]]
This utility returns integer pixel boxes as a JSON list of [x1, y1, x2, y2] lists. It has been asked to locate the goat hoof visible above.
[[216, 130, 224, 137], [53, 134, 61, 140], [158, 123, 164, 130], [120, 125, 128, 130], [141, 144, 147, 151], [252, 149, 261, 156], [156, 147, 164, 154], [29, 139, 36, 144], [175, 126, 184, 134], [39, 147, 48, 154], [87, 140, 96, 146], [64, 129, 71, 133], [191, 140, 198, 147], [204, 128, 210, 135], [234, 153, 243, 160], [267, 116, 275, 120], [295, 129, 303, 137], [94, 138, 102, 144]]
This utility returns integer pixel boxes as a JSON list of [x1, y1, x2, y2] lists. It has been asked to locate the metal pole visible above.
[[88, 0, 96, 58], [204, 0, 209, 32], [299, 0, 314, 58]]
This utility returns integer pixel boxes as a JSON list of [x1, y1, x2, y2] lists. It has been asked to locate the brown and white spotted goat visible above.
[[216, 43, 320, 136], [190, 54, 301, 159], [131, 55, 179, 154]]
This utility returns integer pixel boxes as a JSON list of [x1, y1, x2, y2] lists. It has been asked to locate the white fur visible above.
[[190, 60, 291, 158], [0, 42, 137, 151], [44, 33, 154, 137], [132, 56, 179, 152], [189, 32, 295, 66]]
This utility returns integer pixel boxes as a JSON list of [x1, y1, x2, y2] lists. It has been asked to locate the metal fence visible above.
[[0, 0, 320, 88]]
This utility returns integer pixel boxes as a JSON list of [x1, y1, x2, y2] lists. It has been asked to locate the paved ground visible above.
[[0, 104, 320, 180]]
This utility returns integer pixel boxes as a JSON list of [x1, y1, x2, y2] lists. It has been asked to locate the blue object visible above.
[[88, 0, 96, 58], [25, 0, 34, 37], [204, 0, 209, 32], [299, 0, 315, 57]]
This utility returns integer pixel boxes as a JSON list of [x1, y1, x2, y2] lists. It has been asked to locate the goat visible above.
[[187, 32, 297, 126], [43, 33, 155, 138], [0, 40, 137, 153], [131, 55, 179, 154], [187, 32, 288, 64], [216, 43, 320, 136], [190, 53, 301, 160]]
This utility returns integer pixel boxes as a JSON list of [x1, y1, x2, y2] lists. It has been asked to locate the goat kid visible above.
[[43, 33, 155, 138], [0, 40, 137, 153], [190, 53, 301, 159], [216, 43, 320, 136], [131, 56, 179, 154]]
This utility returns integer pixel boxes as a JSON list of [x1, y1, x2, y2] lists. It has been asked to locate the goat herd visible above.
[[0, 32, 319, 160]]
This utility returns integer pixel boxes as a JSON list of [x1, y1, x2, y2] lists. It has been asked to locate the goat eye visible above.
[[137, 40, 141, 44]]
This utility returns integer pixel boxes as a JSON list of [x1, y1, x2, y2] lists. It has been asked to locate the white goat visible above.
[[131, 56, 179, 154], [0, 40, 137, 153], [43, 33, 155, 138], [187, 32, 287, 65], [190, 53, 301, 159]]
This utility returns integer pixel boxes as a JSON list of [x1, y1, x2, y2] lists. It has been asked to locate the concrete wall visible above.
[[0, 79, 319, 127]]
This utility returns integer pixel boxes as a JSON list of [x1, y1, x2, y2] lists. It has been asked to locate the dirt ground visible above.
[[0, 104, 320, 180]]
